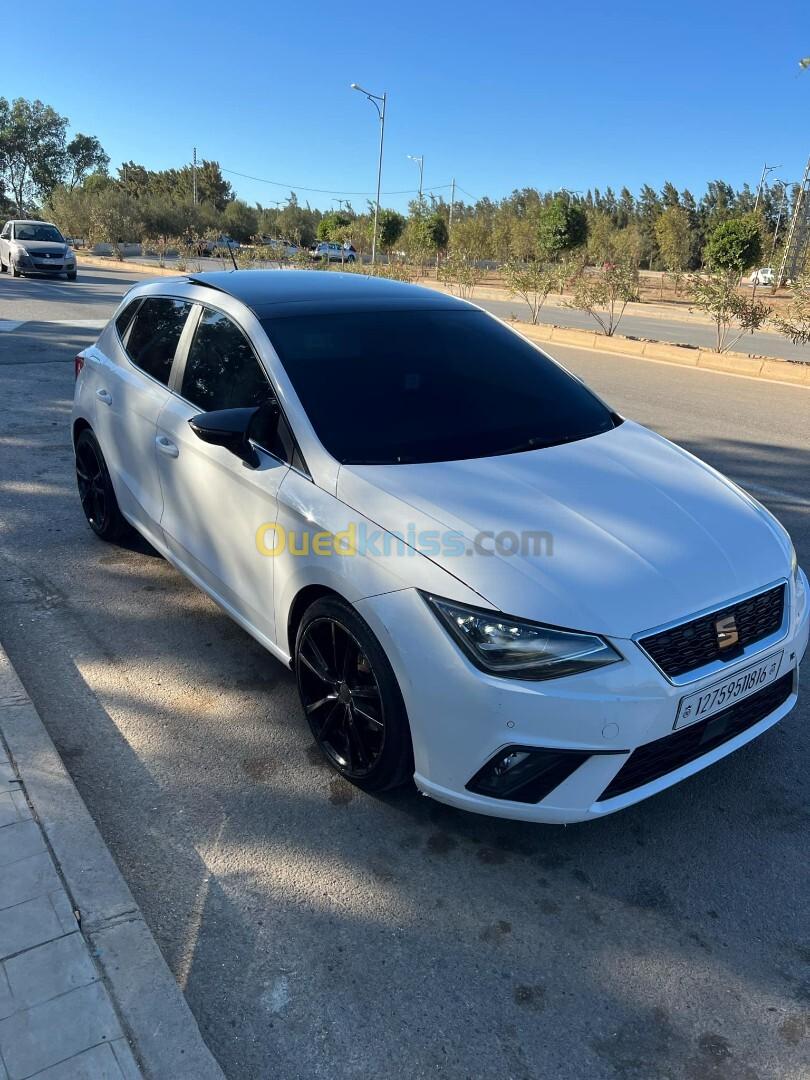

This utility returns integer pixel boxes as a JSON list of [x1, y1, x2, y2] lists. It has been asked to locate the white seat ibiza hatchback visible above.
[[72, 271, 808, 823]]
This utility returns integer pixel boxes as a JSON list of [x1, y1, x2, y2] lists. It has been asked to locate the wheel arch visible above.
[[286, 584, 347, 665]]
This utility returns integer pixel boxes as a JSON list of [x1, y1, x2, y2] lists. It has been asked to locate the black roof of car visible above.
[[186, 269, 471, 319]]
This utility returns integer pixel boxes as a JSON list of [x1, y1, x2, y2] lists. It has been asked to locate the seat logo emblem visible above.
[[715, 614, 739, 650]]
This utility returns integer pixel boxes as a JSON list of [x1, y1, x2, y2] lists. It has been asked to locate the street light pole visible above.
[[192, 147, 198, 206], [407, 155, 424, 200], [754, 162, 780, 212], [351, 83, 386, 266]]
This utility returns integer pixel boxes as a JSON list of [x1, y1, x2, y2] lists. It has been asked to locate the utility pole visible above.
[[449, 177, 456, 235], [754, 162, 780, 212], [351, 83, 387, 266], [407, 155, 424, 200], [192, 147, 198, 206]]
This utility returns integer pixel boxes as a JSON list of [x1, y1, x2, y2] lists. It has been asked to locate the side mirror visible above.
[[189, 406, 262, 467]]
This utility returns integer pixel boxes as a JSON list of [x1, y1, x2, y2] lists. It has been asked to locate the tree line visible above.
[[0, 94, 802, 276]]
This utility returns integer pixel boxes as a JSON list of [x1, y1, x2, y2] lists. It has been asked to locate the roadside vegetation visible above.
[[1, 94, 809, 356]]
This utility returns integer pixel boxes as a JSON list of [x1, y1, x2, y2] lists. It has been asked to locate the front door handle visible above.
[[95, 388, 112, 406], [156, 435, 179, 458]]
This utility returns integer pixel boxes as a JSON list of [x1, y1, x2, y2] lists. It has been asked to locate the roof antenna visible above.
[[228, 242, 239, 271]]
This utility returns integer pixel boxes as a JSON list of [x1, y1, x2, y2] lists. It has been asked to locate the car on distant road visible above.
[[749, 267, 775, 286], [256, 237, 300, 258], [71, 270, 807, 824], [309, 241, 356, 263], [197, 235, 241, 257], [0, 219, 78, 280]]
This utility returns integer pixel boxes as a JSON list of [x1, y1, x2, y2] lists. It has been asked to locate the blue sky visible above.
[[11, 0, 810, 211]]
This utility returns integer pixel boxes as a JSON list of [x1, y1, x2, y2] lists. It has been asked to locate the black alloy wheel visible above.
[[295, 596, 413, 791], [75, 429, 130, 541]]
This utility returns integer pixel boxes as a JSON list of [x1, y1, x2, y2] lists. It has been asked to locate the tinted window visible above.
[[261, 309, 618, 464], [115, 299, 140, 339], [126, 298, 191, 385], [181, 307, 292, 460], [181, 308, 271, 411]]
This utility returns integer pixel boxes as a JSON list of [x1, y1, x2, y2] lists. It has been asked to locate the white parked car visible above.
[[309, 241, 356, 263], [749, 267, 775, 286], [0, 219, 78, 279], [71, 271, 807, 824]]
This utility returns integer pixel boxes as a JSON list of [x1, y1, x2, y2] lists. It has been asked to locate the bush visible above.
[[503, 261, 556, 324], [689, 273, 771, 352], [565, 263, 639, 335]]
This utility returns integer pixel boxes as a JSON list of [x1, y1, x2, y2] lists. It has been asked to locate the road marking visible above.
[[0, 318, 106, 332]]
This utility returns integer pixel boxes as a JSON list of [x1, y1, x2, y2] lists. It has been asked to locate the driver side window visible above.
[[181, 307, 296, 463], [181, 307, 270, 411]]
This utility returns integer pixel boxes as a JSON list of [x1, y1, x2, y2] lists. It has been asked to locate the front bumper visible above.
[[356, 573, 808, 824], [13, 254, 74, 275]]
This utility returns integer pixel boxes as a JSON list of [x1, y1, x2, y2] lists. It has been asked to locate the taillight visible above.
[[74, 354, 85, 380]]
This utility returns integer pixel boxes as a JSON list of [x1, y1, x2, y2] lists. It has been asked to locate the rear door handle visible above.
[[156, 435, 179, 459], [95, 389, 112, 406]]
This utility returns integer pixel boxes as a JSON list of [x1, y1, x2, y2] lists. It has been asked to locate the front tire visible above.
[[75, 429, 131, 542], [11, 263, 21, 278], [295, 596, 414, 792], [67, 271, 77, 281]]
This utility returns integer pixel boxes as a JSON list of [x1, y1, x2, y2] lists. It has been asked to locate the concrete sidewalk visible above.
[[0, 648, 224, 1080]]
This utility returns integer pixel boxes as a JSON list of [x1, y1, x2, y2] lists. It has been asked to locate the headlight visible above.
[[423, 594, 622, 680], [64, 246, 75, 260]]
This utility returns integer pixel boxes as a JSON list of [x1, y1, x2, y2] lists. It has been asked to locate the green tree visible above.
[[222, 199, 259, 243], [0, 97, 68, 213], [537, 196, 588, 258], [703, 215, 761, 276], [65, 134, 108, 191], [88, 187, 142, 257], [317, 211, 351, 241], [377, 208, 405, 255], [654, 206, 692, 272]]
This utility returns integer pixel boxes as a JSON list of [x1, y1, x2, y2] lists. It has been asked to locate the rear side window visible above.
[[181, 307, 271, 411], [125, 298, 192, 385], [115, 299, 140, 340]]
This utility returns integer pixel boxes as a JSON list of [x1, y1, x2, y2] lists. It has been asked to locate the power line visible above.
[[220, 165, 455, 198]]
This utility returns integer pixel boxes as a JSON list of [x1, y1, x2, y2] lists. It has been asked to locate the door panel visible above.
[[92, 298, 194, 540], [155, 305, 289, 643], [155, 394, 288, 641]]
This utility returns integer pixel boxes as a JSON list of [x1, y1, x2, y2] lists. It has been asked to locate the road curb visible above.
[[0, 644, 225, 1080], [516, 322, 810, 387]]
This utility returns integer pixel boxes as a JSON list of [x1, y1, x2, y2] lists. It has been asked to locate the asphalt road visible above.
[[130, 254, 810, 363], [0, 267, 808, 1080]]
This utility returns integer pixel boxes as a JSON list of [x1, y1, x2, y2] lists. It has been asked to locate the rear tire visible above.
[[75, 429, 131, 542], [295, 595, 414, 792]]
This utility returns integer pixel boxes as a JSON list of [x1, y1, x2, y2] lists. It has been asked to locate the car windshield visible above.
[[14, 224, 63, 243], [262, 309, 619, 464]]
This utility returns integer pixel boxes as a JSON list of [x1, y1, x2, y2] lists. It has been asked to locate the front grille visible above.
[[639, 584, 785, 678], [597, 671, 794, 801]]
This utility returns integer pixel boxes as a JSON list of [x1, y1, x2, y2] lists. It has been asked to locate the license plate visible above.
[[674, 651, 785, 730]]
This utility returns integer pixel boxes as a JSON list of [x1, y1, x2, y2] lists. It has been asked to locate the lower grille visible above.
[[597, 670, 794, 801], [639, 584, 785, 679]]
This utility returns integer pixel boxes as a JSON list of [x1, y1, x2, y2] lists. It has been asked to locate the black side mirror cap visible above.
[[188, 406, 262, 468]]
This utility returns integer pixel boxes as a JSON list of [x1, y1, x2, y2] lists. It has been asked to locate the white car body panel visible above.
[[71, 271, 807, 824]]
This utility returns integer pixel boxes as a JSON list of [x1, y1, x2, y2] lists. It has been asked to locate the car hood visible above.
[[16, 240, 66, 254], [337, 421, 791, 638]]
